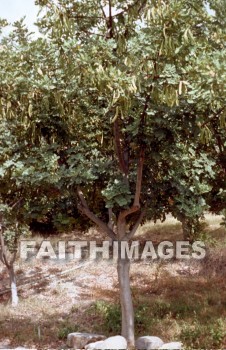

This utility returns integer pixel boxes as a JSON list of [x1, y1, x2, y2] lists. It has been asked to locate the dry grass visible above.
[[0, 213, 225, 349], [137, 215, 182, 242], [204, 212, 224, 226]]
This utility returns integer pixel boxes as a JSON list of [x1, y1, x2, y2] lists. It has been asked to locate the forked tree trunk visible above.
[[117, 253, 135, 347], [77, 188, 138, 346], [8, 264, 18, 307]]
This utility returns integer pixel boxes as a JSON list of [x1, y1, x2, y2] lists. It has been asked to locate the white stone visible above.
[[159, 342, 183, 349], [67, 332, 106, 349], [103, 336, 127, 349], [85, 340, 105, 349], [15, 348, 36, 350], [136, 336, 164, 350], [87, 336, 127, 350]]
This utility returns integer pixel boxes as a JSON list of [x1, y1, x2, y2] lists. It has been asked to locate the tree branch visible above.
[[81, 30, 105, 37], [77, 187, 116, 240], [105, 0, 114, 39], [108, 208, 114, 230], [114, 119, 128, 175], [124, 204, 147, 240], [98, 0, 107, 19], [0, 231, 4, 264], [133, 95, 150, 207], [110, 0, 147, 18], [118, 95, 149, 220], [109, 0, 112, 24], [0, 229, 9, 269], [200, 108, 224, 128], [133, 148, 145, 207], [119, 205, 140, 221], [68, 15, 103, 20], [9, 251, 17, 266], [9, 198, 23, 210]]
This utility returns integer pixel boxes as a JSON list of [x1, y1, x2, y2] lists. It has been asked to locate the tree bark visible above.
[[8, 264, 19, 307], [180, 216, 197, 243], [117, 219, 135, 347], [117, 249, 134, 347], [181, 217, 192, 241]]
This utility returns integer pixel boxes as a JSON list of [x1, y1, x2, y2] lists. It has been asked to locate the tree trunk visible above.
[[117, 244, 135, 347], [181, 217, 192, 241], [180, 216, 199, 243], [77, 188, 137, 346], [8, 264, 19, 307]]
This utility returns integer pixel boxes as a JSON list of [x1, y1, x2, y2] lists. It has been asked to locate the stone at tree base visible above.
[[85, 335, 127, 350], [159, 342, 183, 349], [85, 340, 105, 349], [14, 348, 35, 350], [135, 336, 164, 350], [67, 332, 106, 349]]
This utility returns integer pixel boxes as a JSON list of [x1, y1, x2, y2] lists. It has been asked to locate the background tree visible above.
[[0, 20, 68, 305]]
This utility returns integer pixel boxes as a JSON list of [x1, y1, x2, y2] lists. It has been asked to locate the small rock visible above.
[[136, 336, 164, 350], [159, 342, 183, 349], [67, 332, 106, 349], [0, 339, 11, 349], [86, 335, 127, 350]]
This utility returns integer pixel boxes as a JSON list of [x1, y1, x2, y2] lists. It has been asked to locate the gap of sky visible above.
[[0, 0, 39, 37], [0, 0, 215, 38]]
